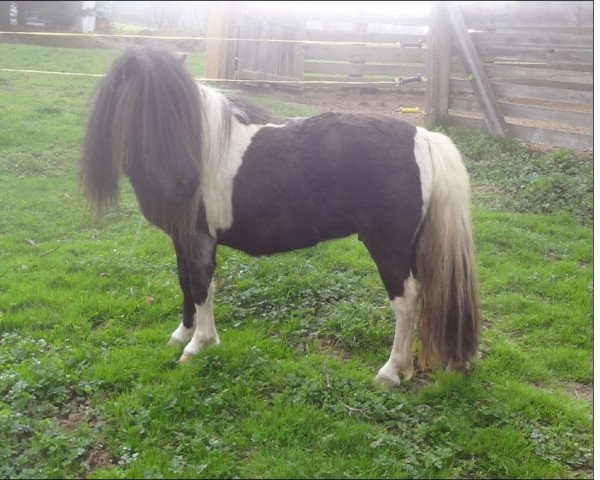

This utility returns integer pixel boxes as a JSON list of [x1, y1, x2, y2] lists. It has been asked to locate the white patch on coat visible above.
[[181, 281, 219, 360], [415, 127, 470, 217], [168, 320, 195, 345], [412, 126, 434, 219], [196, 84, 287, 236], [412, 126, 470, 245], [377, 275, 420, 386]]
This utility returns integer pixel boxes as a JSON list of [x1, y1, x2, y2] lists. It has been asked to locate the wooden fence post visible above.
[[425, 1, 452, 126], [446, 2, 507, 136], [206, 1, 237, 80]]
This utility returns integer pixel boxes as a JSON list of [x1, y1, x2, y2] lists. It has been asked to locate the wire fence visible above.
[[0, 30, 428, 48], [0, 30, 427, 87]]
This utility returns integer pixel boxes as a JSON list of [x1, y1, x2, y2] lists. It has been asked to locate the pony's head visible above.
[[81, 48, 203, 234]]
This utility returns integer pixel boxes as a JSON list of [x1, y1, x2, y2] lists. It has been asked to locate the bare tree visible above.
[[149, 1, 182, 33], [188, 2, 209, 36]]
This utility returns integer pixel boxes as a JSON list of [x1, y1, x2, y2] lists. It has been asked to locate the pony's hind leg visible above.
[[361, 227, 420, 386], [179, 280, 220, 362], [377, 275, 419, 386]]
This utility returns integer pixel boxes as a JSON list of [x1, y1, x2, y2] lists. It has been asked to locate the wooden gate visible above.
[[206, 3, 304, 84]]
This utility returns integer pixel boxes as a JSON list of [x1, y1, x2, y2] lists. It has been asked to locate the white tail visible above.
[[413, 127, 480, 369]]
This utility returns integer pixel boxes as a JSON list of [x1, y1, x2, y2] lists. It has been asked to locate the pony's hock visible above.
[[82, 48, 481, 385]]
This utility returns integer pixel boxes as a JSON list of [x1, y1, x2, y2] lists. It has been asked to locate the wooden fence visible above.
[[207, 3, 428, 92], [302, 10, 428, 93], [207, 1, 592, 150], [427, 1, 592, 150]]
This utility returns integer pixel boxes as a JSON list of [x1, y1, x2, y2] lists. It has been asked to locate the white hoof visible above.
[[376, 360, 413, 387], [178, 354, 193, 364], [179, 335, 220, 361], [376, 371, 401, 387], [168, 322, 195, 346]]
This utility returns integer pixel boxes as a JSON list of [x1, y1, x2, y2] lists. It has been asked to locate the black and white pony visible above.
[[82, 48, 480, 385]]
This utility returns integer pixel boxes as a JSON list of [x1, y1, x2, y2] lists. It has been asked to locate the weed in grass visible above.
[[443, 127, 593, 225]]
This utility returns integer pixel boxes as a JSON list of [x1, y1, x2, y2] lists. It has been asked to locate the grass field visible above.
[[0, 44, 593, 478]]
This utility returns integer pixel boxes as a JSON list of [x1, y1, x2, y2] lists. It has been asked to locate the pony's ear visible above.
[[180, 53, 188, 64]]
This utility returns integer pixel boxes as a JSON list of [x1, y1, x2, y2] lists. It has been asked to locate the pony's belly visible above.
[[217, 218, 354, 257]]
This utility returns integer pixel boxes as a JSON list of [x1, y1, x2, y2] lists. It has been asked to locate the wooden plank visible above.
[[447, 114, 486, 132], [447, 2, 507, 136], [476, 44, 593, 66], [206, 2, 237, 79], [475, 64, 592, 85], [450, 60, 595, 79], [460, 1, 593, 28], [467, 26, 593, 35], [304, 74, 423, 88], [425, 1, 452, 125], [237, 69, 301, 82], [305, 29, 426, 44], [304, 44, 425, 64], [305, 61, 424, 77], [236, 16, 261, 77], [349, 20, 369, 78], [470, 31, 593, 48], [491, 78, 592, 92], [451, 59, 593, 74], [448, 113, 593, 150], [450, 79, 592, 105], [506, 124, 592, 150], [236, 10, 305, 82], [448, 96, 592, 128], [292, 22, 305, 80], [236, 69, 302, 90], [482, 61, 592, 74]]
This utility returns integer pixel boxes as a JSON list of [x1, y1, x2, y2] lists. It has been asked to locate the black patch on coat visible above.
[[217, 113, 422, 298]]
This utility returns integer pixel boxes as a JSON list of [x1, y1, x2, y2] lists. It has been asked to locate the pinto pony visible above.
[[82, 48, 480, 385]]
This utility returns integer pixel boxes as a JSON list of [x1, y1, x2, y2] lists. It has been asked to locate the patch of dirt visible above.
[[249, 85, 426, 126], [571, 468, 594, 479], [315, 337, 353, 361], [564, 382, 593, 404], [85, 443, 114, 473], [56, 396, 114, 474], [57, 397, 95, 431]]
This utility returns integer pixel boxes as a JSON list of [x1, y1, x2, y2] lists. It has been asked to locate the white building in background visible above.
[[79, 1, 111, 33], [80, 1, 96, 33]]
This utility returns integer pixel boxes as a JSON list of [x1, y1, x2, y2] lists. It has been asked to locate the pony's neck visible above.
[[197, 84, 263, 236], [197, 84, 235, 171]]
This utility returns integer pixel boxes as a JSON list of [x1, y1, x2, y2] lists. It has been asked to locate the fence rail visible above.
[[426, 1, 592, 150]]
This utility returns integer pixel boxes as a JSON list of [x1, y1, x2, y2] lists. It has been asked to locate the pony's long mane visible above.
[[81, 48, 282, 244], [81, 48, 210, 243]]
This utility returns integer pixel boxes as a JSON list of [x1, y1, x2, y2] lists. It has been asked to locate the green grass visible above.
[[0, 44, 592, 478]]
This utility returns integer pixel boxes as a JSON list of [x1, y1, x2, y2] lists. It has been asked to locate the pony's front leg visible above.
[[168, 239, 197, 346], [178, 230, 220, 363], [179, 280, 219, 362]]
